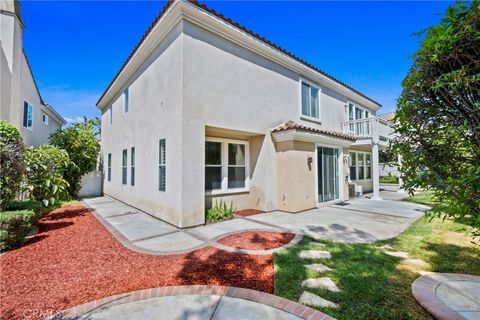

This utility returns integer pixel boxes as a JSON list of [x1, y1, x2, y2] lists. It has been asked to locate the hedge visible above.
[[0, 210, 36, 251]]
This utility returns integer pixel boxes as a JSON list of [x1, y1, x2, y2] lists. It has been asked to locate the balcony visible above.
[[342, 117, 394, 146]]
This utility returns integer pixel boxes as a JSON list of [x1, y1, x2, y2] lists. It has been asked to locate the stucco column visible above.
[[397, 154, 406, 193], [371, 141, 382, 200]]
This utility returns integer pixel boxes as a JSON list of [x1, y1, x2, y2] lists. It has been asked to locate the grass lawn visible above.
[[274, 192, 480, 320]]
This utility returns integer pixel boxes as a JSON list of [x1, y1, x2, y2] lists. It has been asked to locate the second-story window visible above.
[[108, 105, 113, 124], [301, 82, 319, 119], [124, 88, 129, 113], [42, 114, 49, 125], [23, 101, 33, 129]]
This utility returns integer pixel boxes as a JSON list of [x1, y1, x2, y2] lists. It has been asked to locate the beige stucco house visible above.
[[97, 0, 393, 228], [1, 0, 66, 146]]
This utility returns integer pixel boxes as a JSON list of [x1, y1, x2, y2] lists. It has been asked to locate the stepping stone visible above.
[[299, 291, 338, 308], [309, 241, 326, 247], [376, 244, 393, 250], [305, 263, 332, 273], [299, 250, 331, 259], [401, 259, 428, 267], [385, 251, 409, 258], [302, 277, 340, 292]]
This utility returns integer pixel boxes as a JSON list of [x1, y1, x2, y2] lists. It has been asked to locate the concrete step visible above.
[[302, 277, 340, 292], [298, 291, 338, 308], [299, 250, 331, 259]]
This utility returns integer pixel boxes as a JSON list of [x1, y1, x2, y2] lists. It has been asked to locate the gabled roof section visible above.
[[378, 111, 396, 123], [272, 121, 356, 142], [97, 0, 381, 108]]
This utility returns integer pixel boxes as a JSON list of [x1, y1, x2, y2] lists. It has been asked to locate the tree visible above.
[[49, 118, 100, 197], [23, 145, 70, 207], [0, 120, 24, 210], [394, 1, 479, 234]]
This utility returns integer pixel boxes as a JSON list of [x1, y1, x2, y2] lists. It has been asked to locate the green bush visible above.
[[380, 175, 399, 184], [23, 145, 70, 207], [0, 120, 24, 210], [6, 200, 43, 211], [206, 200, 235, 223], [0, 210, 35, 251]]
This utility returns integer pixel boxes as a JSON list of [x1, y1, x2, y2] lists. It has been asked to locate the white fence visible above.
[[78, 170, 103, 198], [379, 163, 399, 177]]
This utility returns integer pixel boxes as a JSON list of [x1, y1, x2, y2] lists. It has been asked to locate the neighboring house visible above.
[[97, 0, 394, 228], [1, 0, 66, 146]]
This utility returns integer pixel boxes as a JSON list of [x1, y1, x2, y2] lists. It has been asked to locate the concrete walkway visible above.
[[412, 273, 480, 320], [82, 191, 429, 255], [59, 286, 334, 320]]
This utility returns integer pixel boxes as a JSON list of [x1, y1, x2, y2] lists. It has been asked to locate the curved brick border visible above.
[[58, 285, 335, 320], [84, 200, 302, 256], [412, 273, 480, 320]]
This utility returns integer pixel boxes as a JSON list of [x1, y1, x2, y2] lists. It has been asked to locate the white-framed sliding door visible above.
[[316, 145, 343, 203]]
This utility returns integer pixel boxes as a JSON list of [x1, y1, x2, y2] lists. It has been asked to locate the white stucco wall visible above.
[[99, 17, 379, 228]]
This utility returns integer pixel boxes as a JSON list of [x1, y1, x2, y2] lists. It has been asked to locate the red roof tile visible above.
[[271, 121, 356, 141], [97, 0, 381, 108]]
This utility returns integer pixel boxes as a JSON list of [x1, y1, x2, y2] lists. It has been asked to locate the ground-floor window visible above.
[[159, 139, 166, 192], [205, 138, 249, 193], [122, 149, 127, 185], [107, 153, 112, 181], [349, 151, 372, 181]]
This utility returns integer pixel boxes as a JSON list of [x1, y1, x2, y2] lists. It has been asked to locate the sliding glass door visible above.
[[317, 147, 339, 203]]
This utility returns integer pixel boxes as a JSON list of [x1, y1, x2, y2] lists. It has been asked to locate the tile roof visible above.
[[271, 121, 356, 141], [378, 111, 396, 122], [97, 0, 382, 107]]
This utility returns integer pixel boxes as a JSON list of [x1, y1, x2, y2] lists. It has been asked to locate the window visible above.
[[122, 149, 127, 185], [366, 154, 372, 179], [23, 101, 33, 129], [205, 141, 222, 190], [107, 153, 112, 181], [42, 114, 49, 125], [349, 152, 357, 180], [301, 82, 319, 119], [130, 147, 135, 186], [159, 139, 166, 191], [205, 138, 249, 193], [108, 105, 113, 124], [124, 88, 129, 113], [349, 151, 372, 181]]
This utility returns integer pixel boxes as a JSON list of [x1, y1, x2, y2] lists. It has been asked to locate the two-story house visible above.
[[1, 0, 66, 146], [97, 0, 393, 228]]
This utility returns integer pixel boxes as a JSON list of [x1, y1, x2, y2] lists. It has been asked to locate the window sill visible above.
[[205, 188, 249, 196], [300, 116, 322, 125]]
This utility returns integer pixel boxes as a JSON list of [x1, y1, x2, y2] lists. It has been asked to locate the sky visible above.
[[21, 0, 453, 123]]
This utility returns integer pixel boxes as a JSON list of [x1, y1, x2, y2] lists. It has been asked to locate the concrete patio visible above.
[[82, 190, 430, 255]]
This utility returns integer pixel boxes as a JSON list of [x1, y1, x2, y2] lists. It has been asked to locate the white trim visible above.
[[299, 78, 321, 121], [348, 151, 372, 181], [205, 137, 250, 195], [23, 100, 34, 131], [315, 144, 344, 204], [42, 113, 49, 125]]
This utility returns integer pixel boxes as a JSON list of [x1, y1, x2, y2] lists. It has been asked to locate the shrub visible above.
[[0, 120, 24, 210], [49, 118, 100, 197], [0, 210, 35, 251], [206, 200, 235, 223], [23, 145, 70, 207], [380, 176, 399, 184]]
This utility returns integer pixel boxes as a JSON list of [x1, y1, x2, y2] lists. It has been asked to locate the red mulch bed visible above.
[[218, 231, 296, 250], [234, 209, 264, 217], [0, 205, 273, 320]]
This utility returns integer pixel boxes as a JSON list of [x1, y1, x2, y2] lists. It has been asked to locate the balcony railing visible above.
[[342, 117, 394, 142]]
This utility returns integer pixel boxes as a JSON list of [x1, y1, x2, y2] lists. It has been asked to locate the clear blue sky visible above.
[[21, 1, 453, 123]]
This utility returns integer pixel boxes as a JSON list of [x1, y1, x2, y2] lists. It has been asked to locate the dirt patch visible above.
[[218, 231, 296, 250], [0, 205, 274, 320]]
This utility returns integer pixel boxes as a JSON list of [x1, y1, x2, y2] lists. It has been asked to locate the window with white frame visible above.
[[107, 153, 112, 181], [23, 101, 33, 129], [122, 149, 127, 185], [42, 114, 49, 125], [301, 82, 320, 119], [108, 105, 113, 124], [130, 147, 135, 186], [205, 138, 249, 193], [349, 151, 372, 181], [124, 88, 129, 113], [159, 139, 166, 191]]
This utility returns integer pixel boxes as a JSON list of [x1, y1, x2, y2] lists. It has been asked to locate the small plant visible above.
[[0, 210, 36, 251], [206, 200, 235, 223], [379, 175, 399, 184]]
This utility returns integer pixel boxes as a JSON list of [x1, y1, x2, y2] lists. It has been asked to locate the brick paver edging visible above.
[[58, 285, 335, 320], [412, 273, 480, 320]]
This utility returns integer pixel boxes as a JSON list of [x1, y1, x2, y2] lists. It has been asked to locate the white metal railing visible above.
[[342, 117, 394, 141]]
